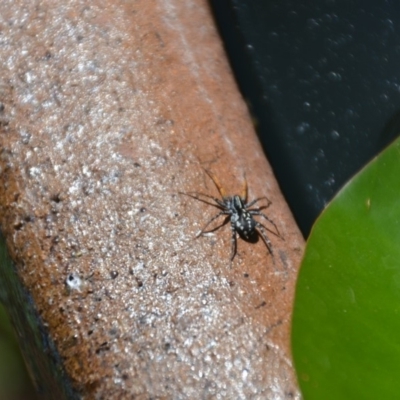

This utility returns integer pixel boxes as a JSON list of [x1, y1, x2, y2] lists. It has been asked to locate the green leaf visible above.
[[292, 137, 400, 399]]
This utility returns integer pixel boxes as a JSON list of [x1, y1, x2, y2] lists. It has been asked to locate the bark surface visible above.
[[0, 1, 304, 398]]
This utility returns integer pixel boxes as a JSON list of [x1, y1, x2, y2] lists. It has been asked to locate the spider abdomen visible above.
[[233, 211, 256, 239]]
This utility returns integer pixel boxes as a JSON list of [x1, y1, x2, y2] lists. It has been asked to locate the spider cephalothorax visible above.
[[180, 170, 281, 261]]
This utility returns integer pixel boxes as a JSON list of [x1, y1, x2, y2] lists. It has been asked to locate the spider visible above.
[[180, 169, 282, 261]]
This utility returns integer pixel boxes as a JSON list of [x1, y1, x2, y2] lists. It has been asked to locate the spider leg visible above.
[[204, 169, 228, 199], [249, 210, 282, 238], [202, 213, 230, 237], [245, 196, 271, 209], [254, 222, 273, 255], [248, 205, 271, 214], [230, 221, 238, 261], [197, 211, 230, 237], [250, 204, 271, 212], [240, 174, 248, 203], [179, 191, 225, 209]]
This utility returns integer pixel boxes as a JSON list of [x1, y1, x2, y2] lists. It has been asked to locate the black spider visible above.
[[180, 170, 282, 261]]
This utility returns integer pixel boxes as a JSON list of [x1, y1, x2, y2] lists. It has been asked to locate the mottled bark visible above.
[[0, 1, 304, 398]]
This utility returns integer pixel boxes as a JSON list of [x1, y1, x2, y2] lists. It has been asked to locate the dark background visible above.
[[211, 1, 400, 236]]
